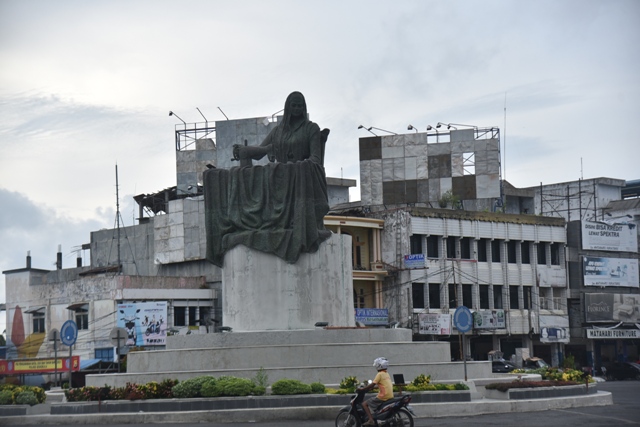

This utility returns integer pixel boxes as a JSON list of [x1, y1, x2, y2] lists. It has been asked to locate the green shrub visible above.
[[271, 379, 312, 395], [412, 374, 431, 387], [252, 367, 269, 389], [252, 385, 266, 396], [202, 377, 256, 397], [172, 376, 216, 398], [15, 391, 38, 406], [0, 389, 13, 405], [339, 376, 359, 391], [310, 382, 326, 394]]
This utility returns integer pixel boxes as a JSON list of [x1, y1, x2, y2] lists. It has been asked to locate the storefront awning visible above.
[[67, 303, 88, 311], [24, 306, 45, 314], [80, 359, 102, 370]]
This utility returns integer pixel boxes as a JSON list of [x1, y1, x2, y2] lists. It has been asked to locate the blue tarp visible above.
[[80, 358, 102, 370]]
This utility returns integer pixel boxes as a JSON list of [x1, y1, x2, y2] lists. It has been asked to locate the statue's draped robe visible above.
[[204, 119, 331, 267]]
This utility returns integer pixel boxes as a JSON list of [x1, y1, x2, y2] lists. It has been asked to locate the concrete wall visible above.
[[222, 234, 355, 331]]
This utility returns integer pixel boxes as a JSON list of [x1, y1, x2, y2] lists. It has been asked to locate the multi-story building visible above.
[[337, 126, 571, 366]]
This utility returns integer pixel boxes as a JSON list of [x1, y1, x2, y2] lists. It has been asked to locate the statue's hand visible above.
[[232, 144, 246, 160]]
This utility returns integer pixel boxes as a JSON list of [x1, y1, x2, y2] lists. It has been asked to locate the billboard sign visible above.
[[418, 313, 451, 335], [473, 310, 506, 329], [0, 356, 79, 375], [583, 256, 639, 288], [404, 254, 425, 269], [355, 308, 389, 326], [585, 293, 640, 323], [117, 301, 168, 346], [581, 221, 637, 252]]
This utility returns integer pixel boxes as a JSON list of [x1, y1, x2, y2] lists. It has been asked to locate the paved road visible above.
[[5, 381, 639, 426]]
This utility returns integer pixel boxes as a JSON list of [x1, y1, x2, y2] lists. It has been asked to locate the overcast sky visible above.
[[1, 0, 639, 333]]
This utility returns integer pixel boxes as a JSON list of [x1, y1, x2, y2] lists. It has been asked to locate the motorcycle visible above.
[[335, 385, 414, 427]]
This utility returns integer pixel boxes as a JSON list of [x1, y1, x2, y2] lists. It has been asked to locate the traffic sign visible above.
[[60, 320, 78, 346], [453, 306, 473, 333]]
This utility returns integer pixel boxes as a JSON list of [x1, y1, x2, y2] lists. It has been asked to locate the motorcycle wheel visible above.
[[390, 408, 414, 427], [335, 409, 361, 427]]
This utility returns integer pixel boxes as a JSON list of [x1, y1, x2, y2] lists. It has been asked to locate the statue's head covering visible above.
[[281, 91, 308, 130]]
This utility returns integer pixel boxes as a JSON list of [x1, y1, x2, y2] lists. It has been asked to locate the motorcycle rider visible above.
[[361, 357, 394, 426]]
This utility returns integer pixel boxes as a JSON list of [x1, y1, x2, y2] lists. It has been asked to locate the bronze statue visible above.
[[203, 92, 332, 267]]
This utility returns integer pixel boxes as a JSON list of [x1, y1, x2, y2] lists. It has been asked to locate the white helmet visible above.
[[373, 357, 389, 370]]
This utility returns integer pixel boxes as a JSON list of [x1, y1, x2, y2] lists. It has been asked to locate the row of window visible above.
[[412, 283, 533, 310], [29, 304, 212, 333], [31, 305, 88, 333], [409, 235, 562, 265]]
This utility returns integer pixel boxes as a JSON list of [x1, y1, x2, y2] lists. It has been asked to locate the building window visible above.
[[462, 284, 473, 308], [460, 237, 472, 260], [550, 243, 560, 265], [446, 236, 456, 259], [523, 286, 532, 309], [95, 347, 114, 363], [507, 241, 517, 264], [174, 306, 186, 326], [448, 283, 457, 308], [428, 283, 441, 309], [412, 283, 425, 309], [188, 307, 198, 326], [32, 313, 45, 333], [354, 288, 366, 309], [509, 286, 519, 309], [479, 285, 490, 309], [410, 234, 423, 255], [537, 243, 547, 265], [521, 242, 531, 264], [493, 285, 503, 309], [68, 303, 89, 330], [491, 240, 501, 263], [477, 239, 488, 262], [426, 236, 439, 258]]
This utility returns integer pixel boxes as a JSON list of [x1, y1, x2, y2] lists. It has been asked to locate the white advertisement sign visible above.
[[117, 301, 167, 346], [473, 310, 506, 329], [581, 221, 637, 252], [539, 315, 570, 343], [583, 256, 639, 288], [418, 313, 451, 335]]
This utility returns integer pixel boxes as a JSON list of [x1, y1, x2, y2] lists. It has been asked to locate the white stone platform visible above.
[[222, 233, 355, 331]]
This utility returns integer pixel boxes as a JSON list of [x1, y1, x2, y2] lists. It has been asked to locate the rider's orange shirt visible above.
[[373, 370, 394, 401]]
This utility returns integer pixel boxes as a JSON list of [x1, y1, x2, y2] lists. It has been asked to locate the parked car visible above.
[[603, 362, 640, 380], [523, 357, 549, 370], [492, 360, 517, 373]]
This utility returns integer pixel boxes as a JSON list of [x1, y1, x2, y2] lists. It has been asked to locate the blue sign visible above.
[[404, 254, 425, 269], [453, 306, 473, 333], [60, 320, 78, 346], [355, 308, 389, 326]]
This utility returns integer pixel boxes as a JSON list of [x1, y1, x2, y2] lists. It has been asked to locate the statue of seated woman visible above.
[[203, 91, 332, 267]]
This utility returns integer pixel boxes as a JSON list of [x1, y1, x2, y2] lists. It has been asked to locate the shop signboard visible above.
[[583, 256, 639, 288], [117, 301, 168, 346], [473, 310, 506, 329], [355, 308, 389, 326], [404, 254, 425, 269], [581, 220, 637, 252], [585, 293, 640, 323], [0, 356, 79, 374], [587, 329, 640, 339], [418, 313, 451, 335]]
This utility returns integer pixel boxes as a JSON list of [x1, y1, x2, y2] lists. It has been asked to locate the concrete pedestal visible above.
[[222, 233, 355, 331]]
